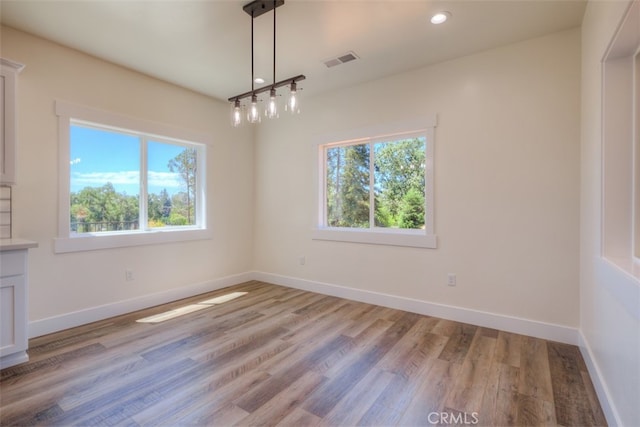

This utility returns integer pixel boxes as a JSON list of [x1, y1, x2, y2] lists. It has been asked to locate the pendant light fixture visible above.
[[228, 0, 305, 127]]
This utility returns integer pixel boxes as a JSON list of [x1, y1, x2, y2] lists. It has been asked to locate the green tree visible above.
[[120, 194, 138, 224], [147, 188, 172, 227], [398, 187, 425, 229], [148, 193, 163, 223], [374, 194, 392, 227], [161, 189, 172, 218], [168, 148, 197, 224], [327, 144, 369, 227], [167, 212, 188, 225], [70, 183, 139, 232], [374, 137, 425, 226]]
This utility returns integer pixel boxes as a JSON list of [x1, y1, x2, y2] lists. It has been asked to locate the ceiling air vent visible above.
[[323, 51, 359, 68]]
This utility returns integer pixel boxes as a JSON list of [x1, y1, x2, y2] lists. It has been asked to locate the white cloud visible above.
[[71, 171, 182, 188], [70, 158, 82, 165], [71, 171, 140, 185], [148, 171, 182, 189]]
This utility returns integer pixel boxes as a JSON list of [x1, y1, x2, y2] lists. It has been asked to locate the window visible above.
[[313, 117, 436, 248], [55, 101, 210, 253], [69, 122, 201, 233], [601, 0, 640, 279]]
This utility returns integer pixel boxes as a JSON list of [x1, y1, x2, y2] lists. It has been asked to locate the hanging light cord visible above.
[[251, 9, 255, 92], [273, 4, 276, 86]]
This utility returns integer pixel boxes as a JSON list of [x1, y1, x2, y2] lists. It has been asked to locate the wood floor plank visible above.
[[130, 329, 293, 425], [255, 309, 359, 376], [547, 341, 599, 426], [495, 330, 522, 367], [357, 359, 432, 426], [516, 393, 558, 426], [580, 369, 608, 427], [0, 342, 106, 382], [431, 318, 460, 336], [444, 332, 496, 414], [436, 321, 478, 364], [277, 406, 323, 426], [235, 370, 326, 426], [234, 334, 351, 413], [0, 281, 607, 427], [335, 304, 391, 337], [377, 316, 440, 372], [131, 369, 270, 426], [397, 358, 462, 426], [204, 403, 251, 427], [319, 317, 393, 378], [478, 361, 520, 426], [142, 337, 293, 425], [519, 336, 554, 402], [303, 311, 420, 418], [357, 326, 445, 425], [0, 356, 149, 426], [320, 368, 395, 426]]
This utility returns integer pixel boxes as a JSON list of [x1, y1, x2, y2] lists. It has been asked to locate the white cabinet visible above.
[[0, 240, 37, 369], [0, 58, 25, 185]]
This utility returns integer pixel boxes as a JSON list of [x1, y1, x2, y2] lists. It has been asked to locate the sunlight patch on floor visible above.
[[199, 291, 249, 305], [137, 291, 248, 323]]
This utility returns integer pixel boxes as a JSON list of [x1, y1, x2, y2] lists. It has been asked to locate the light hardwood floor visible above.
[[0, 281, 606, 426]]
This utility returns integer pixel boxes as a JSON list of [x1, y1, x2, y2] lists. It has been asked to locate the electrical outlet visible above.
[[298, 256, 306, 266], [125, 269, 134, 281], [447, 273, 456, 286]]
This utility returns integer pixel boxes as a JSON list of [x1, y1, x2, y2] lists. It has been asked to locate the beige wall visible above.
[[253, 29, 581, 327], [580, 1, 640, 425], [1, 26, 255, 324]]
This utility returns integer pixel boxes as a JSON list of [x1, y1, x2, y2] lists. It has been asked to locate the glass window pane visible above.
[[326, 143, 370, 228], [148, 141, 197, 228], [373, 137, 426, 229], [69, 124, 140, 234]]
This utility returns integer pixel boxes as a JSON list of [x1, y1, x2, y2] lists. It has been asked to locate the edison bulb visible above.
[[287, 82, 300, 114], [230, 99, 242, 127], [266, 88, 278, 119], [247, 94, 261, 124]]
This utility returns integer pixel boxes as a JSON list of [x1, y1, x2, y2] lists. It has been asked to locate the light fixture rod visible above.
[[228, 75, 305, 102], [251, 7, 255, 91], [273, 2, 276, 85]]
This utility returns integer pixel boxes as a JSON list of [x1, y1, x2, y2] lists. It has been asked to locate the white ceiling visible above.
[[0, 0, 586, 102]]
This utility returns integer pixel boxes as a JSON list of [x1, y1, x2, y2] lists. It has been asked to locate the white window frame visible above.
[[54, 100, 211, 253], [313, 116, 437, 249], [634, 47, 640, 264], [601, 0, 640, 281]]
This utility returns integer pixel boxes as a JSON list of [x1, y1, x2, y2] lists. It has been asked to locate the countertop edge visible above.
[[0, 238, 39, 251]]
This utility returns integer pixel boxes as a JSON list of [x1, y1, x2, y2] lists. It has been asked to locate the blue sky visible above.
[[70, 124, 188, 196]]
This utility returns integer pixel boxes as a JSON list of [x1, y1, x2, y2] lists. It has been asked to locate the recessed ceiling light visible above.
[[254, 77, 265, 84], [430, 11, 451, 25]]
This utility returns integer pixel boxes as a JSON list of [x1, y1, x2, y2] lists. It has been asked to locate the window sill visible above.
[[602, 255, 640, 284], [312, 227, 437, 249], [54, 228, 212, 253]]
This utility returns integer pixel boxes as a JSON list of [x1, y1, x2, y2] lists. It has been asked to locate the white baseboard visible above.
[[0, 351, 29, 369], [28, 271, 254, 338], [29, 270, 579, 346], [252, 271, 579, 345], [578, 331, 621, 427]]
